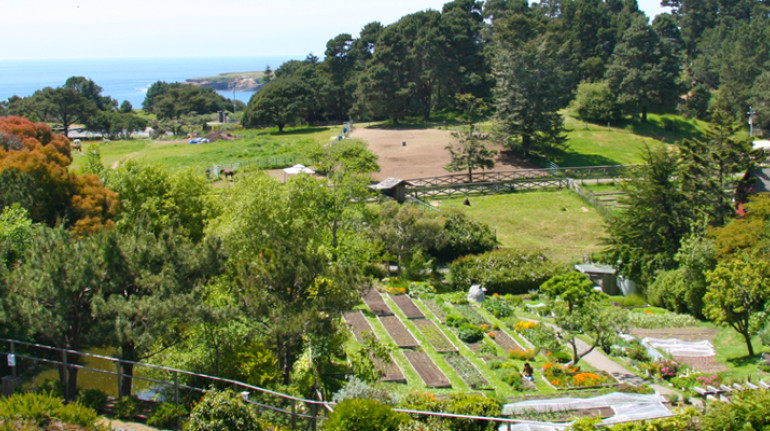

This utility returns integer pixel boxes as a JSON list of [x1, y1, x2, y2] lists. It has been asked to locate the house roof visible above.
[[575, 263, 616, 275], [371, 177, 411, 190]]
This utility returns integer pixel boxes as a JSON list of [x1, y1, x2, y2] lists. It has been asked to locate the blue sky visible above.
[[1, 0, 670, 60]]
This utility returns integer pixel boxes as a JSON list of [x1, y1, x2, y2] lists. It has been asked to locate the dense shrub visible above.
[[324, 398, 407, 431], [0, 391, 102, 429], [457, 323, 484, 343], [34, 379, 65, 398], [444, 393, 502, 431], [427, 211, 498, 263], [77, 389, 108, 412], [447, 249, 560, 295], [114, 395, 143, 420], [148, 402, 188, 430], [482, 296, 514, 318], [446, 313, 470, 328], [700, 389, 770, 430], [332, 377, 394, 405], [185, 389, 261, 431]]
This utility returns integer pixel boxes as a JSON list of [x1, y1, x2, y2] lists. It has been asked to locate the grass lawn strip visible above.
[[389, 293, 425, 319], [362, 288, 393, 316], [379, 315, 420, 348], [343, 311, 378, 342], [413, 319, 459, 353]]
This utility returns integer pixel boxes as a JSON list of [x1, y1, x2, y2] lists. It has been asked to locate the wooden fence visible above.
[[404, 165, 633, 200]]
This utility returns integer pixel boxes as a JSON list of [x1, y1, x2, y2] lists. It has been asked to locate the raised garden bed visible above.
[[404, 350, 452, 388], [379, 315, 420, 348], [373, 354, 407, 383], [389, 294, 425, 319], [420, 298, 447, 323], [413, 319, 458, 353], [343, 310, 377, 342], [444, 353, 489, 390], [491, 329, 524, 352], [362, 288, 393, 316], [453, 303, 489, 326]]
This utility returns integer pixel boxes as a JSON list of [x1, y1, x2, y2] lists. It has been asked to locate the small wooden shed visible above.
[[372, 177, 412, 203], [575, 263, 618, 295]]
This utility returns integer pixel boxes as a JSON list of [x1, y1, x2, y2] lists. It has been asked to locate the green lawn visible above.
[[552, 112, 712, 167], [69, 126, 341, 173], [437, 190, 608, 264]]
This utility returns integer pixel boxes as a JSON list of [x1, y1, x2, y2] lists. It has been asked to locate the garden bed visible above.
[[389, 294, 425, 319], [362, 288, 393, 316], [452, 303, 489, 326], [343, 311, 377, 342], [444, 353, 489, 389], [491, 329, 524, 352], [373, 354, 407, 384], [420, 298, 446, 323], [379, 315, 420, 348], [403, 350, 452, 388], [413, 319, 458, 353]]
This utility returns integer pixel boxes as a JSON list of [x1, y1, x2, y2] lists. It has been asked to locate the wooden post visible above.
[[290, 400, 297, 430], [116, 362, 122, 398], [61, 349, 69, 399], [174, 371, 179, 405], [310, 401, 317, 431]]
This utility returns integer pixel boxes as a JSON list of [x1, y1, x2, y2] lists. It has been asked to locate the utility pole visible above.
[[748, 106, 756, 137]]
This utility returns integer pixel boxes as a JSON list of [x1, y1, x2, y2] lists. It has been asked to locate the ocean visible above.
[[0, 56, 294, 109]]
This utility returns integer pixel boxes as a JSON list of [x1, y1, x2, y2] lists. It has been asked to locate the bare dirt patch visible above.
[[403, 350, 452, 388], [343, 310, 376, 342], [349, 127, 536, 181], [379, 315, 420, 348], [630, 327, 728, 373], [362, 288, 392, 316], [389, 294, 425, 319]]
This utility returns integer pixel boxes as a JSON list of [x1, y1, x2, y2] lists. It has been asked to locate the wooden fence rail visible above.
[[403, 165, 634, 200]]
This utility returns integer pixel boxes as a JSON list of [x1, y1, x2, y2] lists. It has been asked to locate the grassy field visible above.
[[69, 125, 342, 172], [437, 190, 608, 264], [553, 112, 712, 167]]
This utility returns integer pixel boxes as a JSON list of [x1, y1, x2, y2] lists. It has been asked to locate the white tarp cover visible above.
[[500, 393, 673, 431], [641, 337, 716, 357], [282, 164, 315, 175]]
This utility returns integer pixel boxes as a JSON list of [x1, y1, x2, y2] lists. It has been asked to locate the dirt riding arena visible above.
[[349, 127, 535, 182]]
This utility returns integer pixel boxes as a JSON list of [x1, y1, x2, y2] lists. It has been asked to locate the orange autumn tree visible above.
[[0, 116, 117, 235]]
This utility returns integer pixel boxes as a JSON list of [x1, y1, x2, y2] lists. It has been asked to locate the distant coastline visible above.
[[0, 57, 291, 107], [186, 71, 266, 92]]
